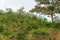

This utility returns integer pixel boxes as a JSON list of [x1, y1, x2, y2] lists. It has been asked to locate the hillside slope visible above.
[[0, 12, 60, 40]]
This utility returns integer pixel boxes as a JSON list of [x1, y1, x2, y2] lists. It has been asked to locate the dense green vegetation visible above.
[[0, 10, 60, 40], [30, 0, 60, 23]]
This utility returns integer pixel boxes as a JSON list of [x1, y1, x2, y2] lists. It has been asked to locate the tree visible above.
[[17, 7, 25, 14], [29, 0, 60, 22], [6, 8, 13, 14], [55, 15, 60, 23], [0, 10, 5, 14]]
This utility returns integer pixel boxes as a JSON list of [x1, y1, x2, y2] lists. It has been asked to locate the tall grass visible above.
[[0, 11, 60, 40]]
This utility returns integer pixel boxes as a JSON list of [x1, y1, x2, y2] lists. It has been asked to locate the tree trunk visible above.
[[51, 13, 54, 23]]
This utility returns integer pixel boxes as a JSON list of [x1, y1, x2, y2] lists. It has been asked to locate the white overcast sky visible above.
[[0, 0, 36, 11], [0, 0, 52, 21]]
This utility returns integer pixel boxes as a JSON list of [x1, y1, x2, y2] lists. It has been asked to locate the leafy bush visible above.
[[0, 10, 59, 40], [0, 24, 4, 33]]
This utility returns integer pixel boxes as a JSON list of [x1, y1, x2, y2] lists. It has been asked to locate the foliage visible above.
[[0, 9, 60, 40], [29, 0, 60, 22]]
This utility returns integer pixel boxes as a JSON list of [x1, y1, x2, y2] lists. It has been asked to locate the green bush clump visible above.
[[0, 10, 60, 40], [0, 24, 4, 33]]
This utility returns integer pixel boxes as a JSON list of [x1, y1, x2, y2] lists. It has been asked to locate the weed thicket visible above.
[[0, 11, 60, 40]]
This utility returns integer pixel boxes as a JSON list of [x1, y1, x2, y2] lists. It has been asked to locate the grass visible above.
[[0, 11, 60, 40]]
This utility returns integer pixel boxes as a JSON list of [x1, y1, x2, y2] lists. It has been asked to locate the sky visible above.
[[20, 0, 36, 12], [0, 0, 36, 11], [0, 0, 52, 21], [0, 0, 20, 11]]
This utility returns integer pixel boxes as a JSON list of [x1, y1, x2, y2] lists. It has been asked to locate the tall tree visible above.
[[29, 0, 60, 22], [6, 8, 13, 14], [17, 7, 24, 14]]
